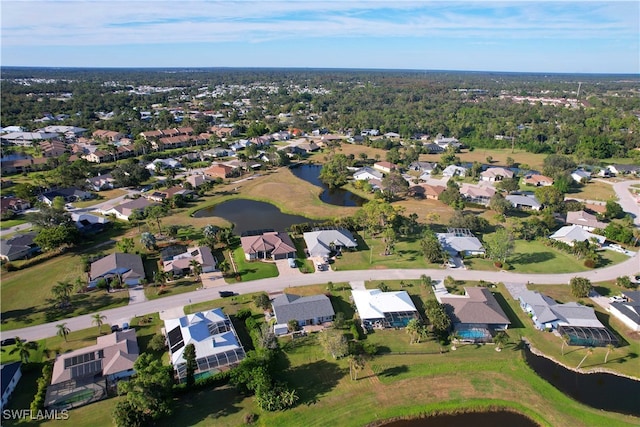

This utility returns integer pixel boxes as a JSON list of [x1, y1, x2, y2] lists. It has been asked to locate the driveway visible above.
[[128, 284, 147, 304], [200, 271, 227, 288], [274, 259, 305, 277]]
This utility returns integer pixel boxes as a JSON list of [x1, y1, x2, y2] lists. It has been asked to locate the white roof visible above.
[[303, 229, 357, 257], [351, 289, 417, 321], [549, 225, 606, 245], [163, 308, 243, 366]]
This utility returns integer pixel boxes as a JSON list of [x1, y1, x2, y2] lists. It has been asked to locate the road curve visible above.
[[2, 182, 639, 343]]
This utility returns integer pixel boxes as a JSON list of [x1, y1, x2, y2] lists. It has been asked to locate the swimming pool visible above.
[[456, 329, 489, 340]]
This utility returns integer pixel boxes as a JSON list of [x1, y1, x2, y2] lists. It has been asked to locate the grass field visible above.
[[566, 181, 617, 201], [0, 251, 130, 331], [0, 217, 29, 230]]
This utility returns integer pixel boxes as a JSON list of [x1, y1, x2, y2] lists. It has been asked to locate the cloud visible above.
[[2, 1, 638, 47]]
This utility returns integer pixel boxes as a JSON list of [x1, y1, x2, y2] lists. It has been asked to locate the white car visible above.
[[609, 295, 627, 303]]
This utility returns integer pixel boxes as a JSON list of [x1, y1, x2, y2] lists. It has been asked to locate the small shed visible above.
[[273, 324, 289, 336]]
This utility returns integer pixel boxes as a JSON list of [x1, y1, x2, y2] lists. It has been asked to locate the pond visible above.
[[290, 163, 367, 207], [381, 410, 538, 427], [192, 199, 317, 235], [523, 344, 640, 416]]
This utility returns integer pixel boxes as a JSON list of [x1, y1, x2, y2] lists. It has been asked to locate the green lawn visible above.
[[0, 252, 130, 331], [230, 247, 279, 282], [0, 217, 29, 230]]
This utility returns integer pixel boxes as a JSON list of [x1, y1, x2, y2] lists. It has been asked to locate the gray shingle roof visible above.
[[272, 294, 335, 324]]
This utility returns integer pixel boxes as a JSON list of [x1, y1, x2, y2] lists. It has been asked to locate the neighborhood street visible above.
[[2, 181, 639, 343]]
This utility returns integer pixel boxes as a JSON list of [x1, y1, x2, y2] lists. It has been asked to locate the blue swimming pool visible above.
[[456, 329, 488, 339]]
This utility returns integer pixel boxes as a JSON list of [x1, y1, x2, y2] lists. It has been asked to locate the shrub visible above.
[[236, 308, 253, 321], [494, 261, 503, 268], [350, 323, 361, 341], [584, 259, 596, 268], [148, 333, 167, 352], [244, 413, 258, 424]]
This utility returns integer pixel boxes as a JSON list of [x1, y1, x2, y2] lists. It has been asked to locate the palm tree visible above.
[[576, 347, 594, 370], [52, 281, 74, 307], [349, 354, 365, 380], [604, 343, 616, 364], [140, 232, 156, 250], [405, 318, 421, 344], [56, 323, 71, 342], [92, 313, 107, 334], [9, 338, 38, 363], [189, 259, 203, 282], [420, 274, 432, 290], [493, 331, 509, 352], [561, 333, 570, 356], [218, 259, 230, 275]]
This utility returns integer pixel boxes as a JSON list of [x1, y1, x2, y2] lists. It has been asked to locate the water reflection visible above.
[[192, 199, 317, 235], [290, 164, 366, 207]]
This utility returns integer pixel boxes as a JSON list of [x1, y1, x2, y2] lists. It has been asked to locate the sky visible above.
[[1, 1, 639, 74]]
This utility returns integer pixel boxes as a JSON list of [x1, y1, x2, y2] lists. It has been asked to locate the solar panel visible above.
[[167, 326, 185, 353], [70, 360, 102, 379], [64, 352, 96, 368]]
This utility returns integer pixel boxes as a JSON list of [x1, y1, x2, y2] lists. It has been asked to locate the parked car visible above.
[[111, 325, 120, 333], [219, 290, 235, 297], [1, 337, 17, 347], [288, 258, 297, 268], [122, 322, 130, 330], [609, 295, 627, 303]]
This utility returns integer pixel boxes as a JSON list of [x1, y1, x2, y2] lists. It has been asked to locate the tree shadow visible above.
[[160, 386, 245, 427], [593, 286, 612, 296], [377, 365, 409, 378], [509, 252, 554, 265], [0, 307, 38, 325], [281, 360, 345, 406], [353, 232, 370, 251], [491, 292, 525, 329], [594, 311, 629, 347]]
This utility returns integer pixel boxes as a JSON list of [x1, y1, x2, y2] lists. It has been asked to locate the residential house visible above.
[[434, 135, 460, 147], [565, 211, 608, 231], [40, 187, 93, 205], [351, 289, 419, 329], [408, 161, 436, 175], [480, 167, 514, 182], [459, 182, 496, 205], [607, 164, 640, 176], [209, 126, 239, 139], [164, 308, 245, 382], [86, 173, 116, 191], [0, 196, 31, 214], [71, 212, 110, 235], [83, 150, 113, 164], [571, 169, 591, 183], [41, 125, 87, 138], [144, 186, 195, 202], [303, 228, 358, 258], [186, 174, 210, 188], [439, 287, 510, 341], [408, 183, 446, 200], [204, 164, 237, 179], [1, 362, 22, 411], [271, 294, 335, 334], [352, 167, 384, 181], [423, 143, 445, 154], [240, 231, 296, 260], [437, 228, 485, 257], [518, 290, 617, 347], [1, 132, 58, 146], [92, 130, 123, 142], [383, 132, 400, 138], [373, 161, 397, 174], [506, 194, 542, 211], [608, 291, 640, 332], [523, 174, 554, 187], [442, 165, 467, 177], [89, 253, 145, 287], [163, 245, 216, 276], [549, 225, 606, 247], [295, 141, 320, 153], [0, 233, 40, 261], [103, 198, 156, 221], [0, 157, 48, 174], [45, 330, 139, 409], [40, 139, 68, 157], [201, 147, 234, 158], [145, 158, 181, 173]]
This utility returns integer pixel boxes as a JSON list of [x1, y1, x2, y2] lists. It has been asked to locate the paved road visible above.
[[2, 181, 639, 343]]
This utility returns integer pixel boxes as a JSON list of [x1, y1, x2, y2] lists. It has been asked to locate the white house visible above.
[[442, 165, 467, 177], [608, 291, 640, 332], [571, 169, 591, 183], [351, 289, 419, 329], [353, 167, 384, 181], [163, 245, 217, 276], [437, 229, 485, 257], [549, 225, 606, 246], [1, 362, 22, 410], [164, 309, 245, 382], [303, 228, 358, 258]]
